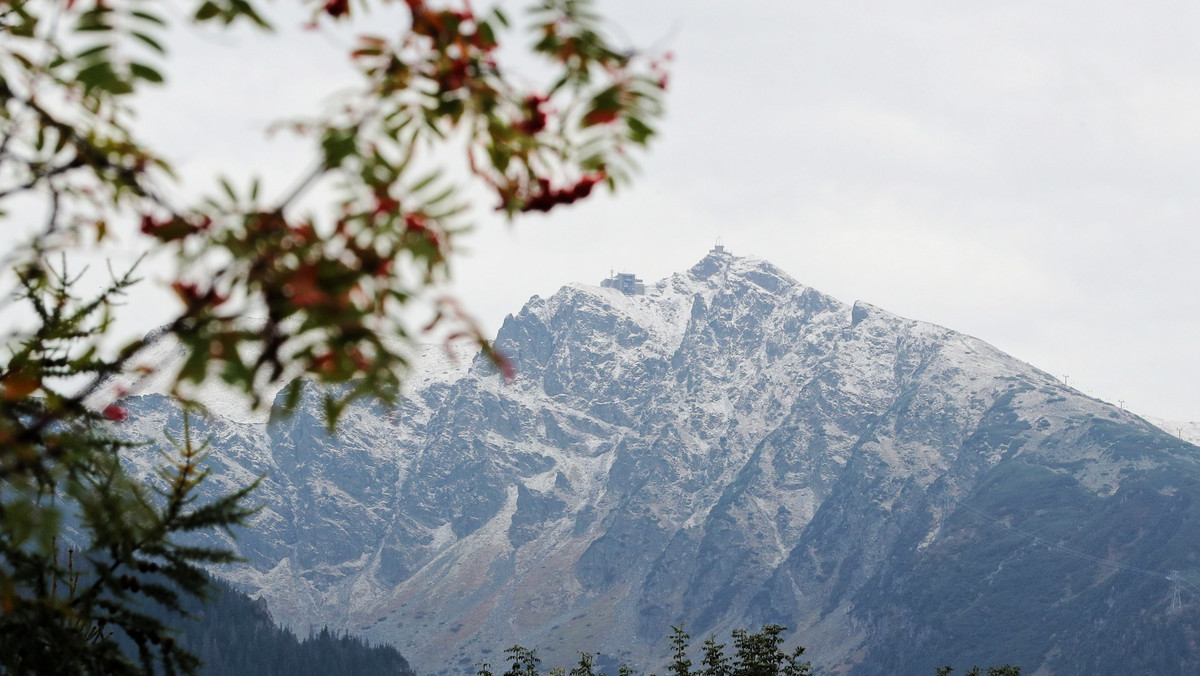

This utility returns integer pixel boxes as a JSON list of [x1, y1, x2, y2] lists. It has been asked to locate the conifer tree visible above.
[[668, 624, 693, 676], [701, 634, 732, 676], [0, 260, 256, 673], [571, 651, 599, 676], [504, 645, 543, 676], [729, 625, 811, 676]]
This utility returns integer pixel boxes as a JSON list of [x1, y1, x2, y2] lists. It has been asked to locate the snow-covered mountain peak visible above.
[[675, 251, 814, 303], [117, 252, 1200, 676]]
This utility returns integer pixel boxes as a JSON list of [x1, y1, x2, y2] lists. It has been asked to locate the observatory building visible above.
[[600, 271, 645, 296]]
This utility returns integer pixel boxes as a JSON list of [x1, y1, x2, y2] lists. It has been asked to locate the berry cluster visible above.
[[518, 173, 604, 213], [515, 95, 549, 135]]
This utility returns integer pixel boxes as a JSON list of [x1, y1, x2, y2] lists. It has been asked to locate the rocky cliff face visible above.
[[122, 252, 1200, 675]]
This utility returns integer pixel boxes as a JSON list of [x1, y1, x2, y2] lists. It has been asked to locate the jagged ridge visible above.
[[121, 252, 1200, 675]]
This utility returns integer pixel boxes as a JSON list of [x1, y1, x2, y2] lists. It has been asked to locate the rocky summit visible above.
[[121, 251, 1200, 675]]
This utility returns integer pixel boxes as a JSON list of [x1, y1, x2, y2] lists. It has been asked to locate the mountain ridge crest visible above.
[[117, 252, 1200, 676]]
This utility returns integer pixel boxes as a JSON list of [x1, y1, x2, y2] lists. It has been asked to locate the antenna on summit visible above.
[[711, 238, 727, 255]]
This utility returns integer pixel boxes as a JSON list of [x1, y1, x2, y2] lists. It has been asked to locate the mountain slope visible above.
[[121, 251, 1200, 675]]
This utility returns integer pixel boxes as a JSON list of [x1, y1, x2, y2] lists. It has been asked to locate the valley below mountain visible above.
[[121, 251, 1200, 675]]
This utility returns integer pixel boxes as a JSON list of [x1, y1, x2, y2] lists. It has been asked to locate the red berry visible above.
[[140, 214, 159, 234], [516, 95, 549, 135], [323, 0, 349, 17]]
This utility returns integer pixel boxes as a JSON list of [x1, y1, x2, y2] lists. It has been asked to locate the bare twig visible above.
[[0, 157, 85, 200]]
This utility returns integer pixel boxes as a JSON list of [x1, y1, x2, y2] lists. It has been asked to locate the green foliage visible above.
[[668, 624, 692, 676], [2, 0, 668, 417], [477, 626, 1017, 676], [936, 667, 1020, 676], [0, 254, 255, 674], [158, 575, 415, 676], [0, 378, 257, 672], [2, 0, 668, 672], [476, 644, 543, 676], [476, 626, 812, 676], [570, 650, 599, 676], [700, 634, 731, 676]]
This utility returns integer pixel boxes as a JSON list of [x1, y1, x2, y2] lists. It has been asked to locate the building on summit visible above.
[[600, 271, 645, 296]]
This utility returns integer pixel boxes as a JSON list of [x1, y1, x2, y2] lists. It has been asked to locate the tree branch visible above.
[[0, 157, 85, 200]]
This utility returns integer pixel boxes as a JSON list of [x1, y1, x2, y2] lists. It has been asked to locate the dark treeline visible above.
[[155, 576, 414, 676], [159, 581, 1018, 676], [477, 625, 1018, 676]]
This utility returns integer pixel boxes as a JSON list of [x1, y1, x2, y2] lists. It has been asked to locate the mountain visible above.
[[120, 251, 1200, 675]]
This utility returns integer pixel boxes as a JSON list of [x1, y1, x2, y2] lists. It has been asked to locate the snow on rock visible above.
[[116, 251, 1200, 676]]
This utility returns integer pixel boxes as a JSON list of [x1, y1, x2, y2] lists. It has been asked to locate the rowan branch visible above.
[[0, 157, 86, 199]]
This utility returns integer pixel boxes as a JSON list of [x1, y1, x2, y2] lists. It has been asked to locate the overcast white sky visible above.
[[124, 1, 1200, 421]]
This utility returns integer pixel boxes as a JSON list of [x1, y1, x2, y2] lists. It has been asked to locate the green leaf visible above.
[[478, 21, 496, 47], [321, 127, 358, 169], [323, 393, 345, 430], [194, 1, 220, 21], [435, 97, 465, 123], [580, 154, 606, 172], [408, 170, 442, 195], [487, 144, 511, 173], [75, 44, 110, 61], [130, 62, 165, 84], [626, 116, 654, 145], [229, 0, 272, 30], [131, 30, 166, 54], [10, 52, 34, 70], [10, 13, 37, 37], [130, 9, 167, 26], [279, 380, 304, 418], [428, 202, 469, 220], [580, 84, 623, 127], [76, 9, 114, 32], [179, 345, 210, 384], [76, 60, 125, 94], [424, 184, 457, 206], [220, 177, 238, 203]]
